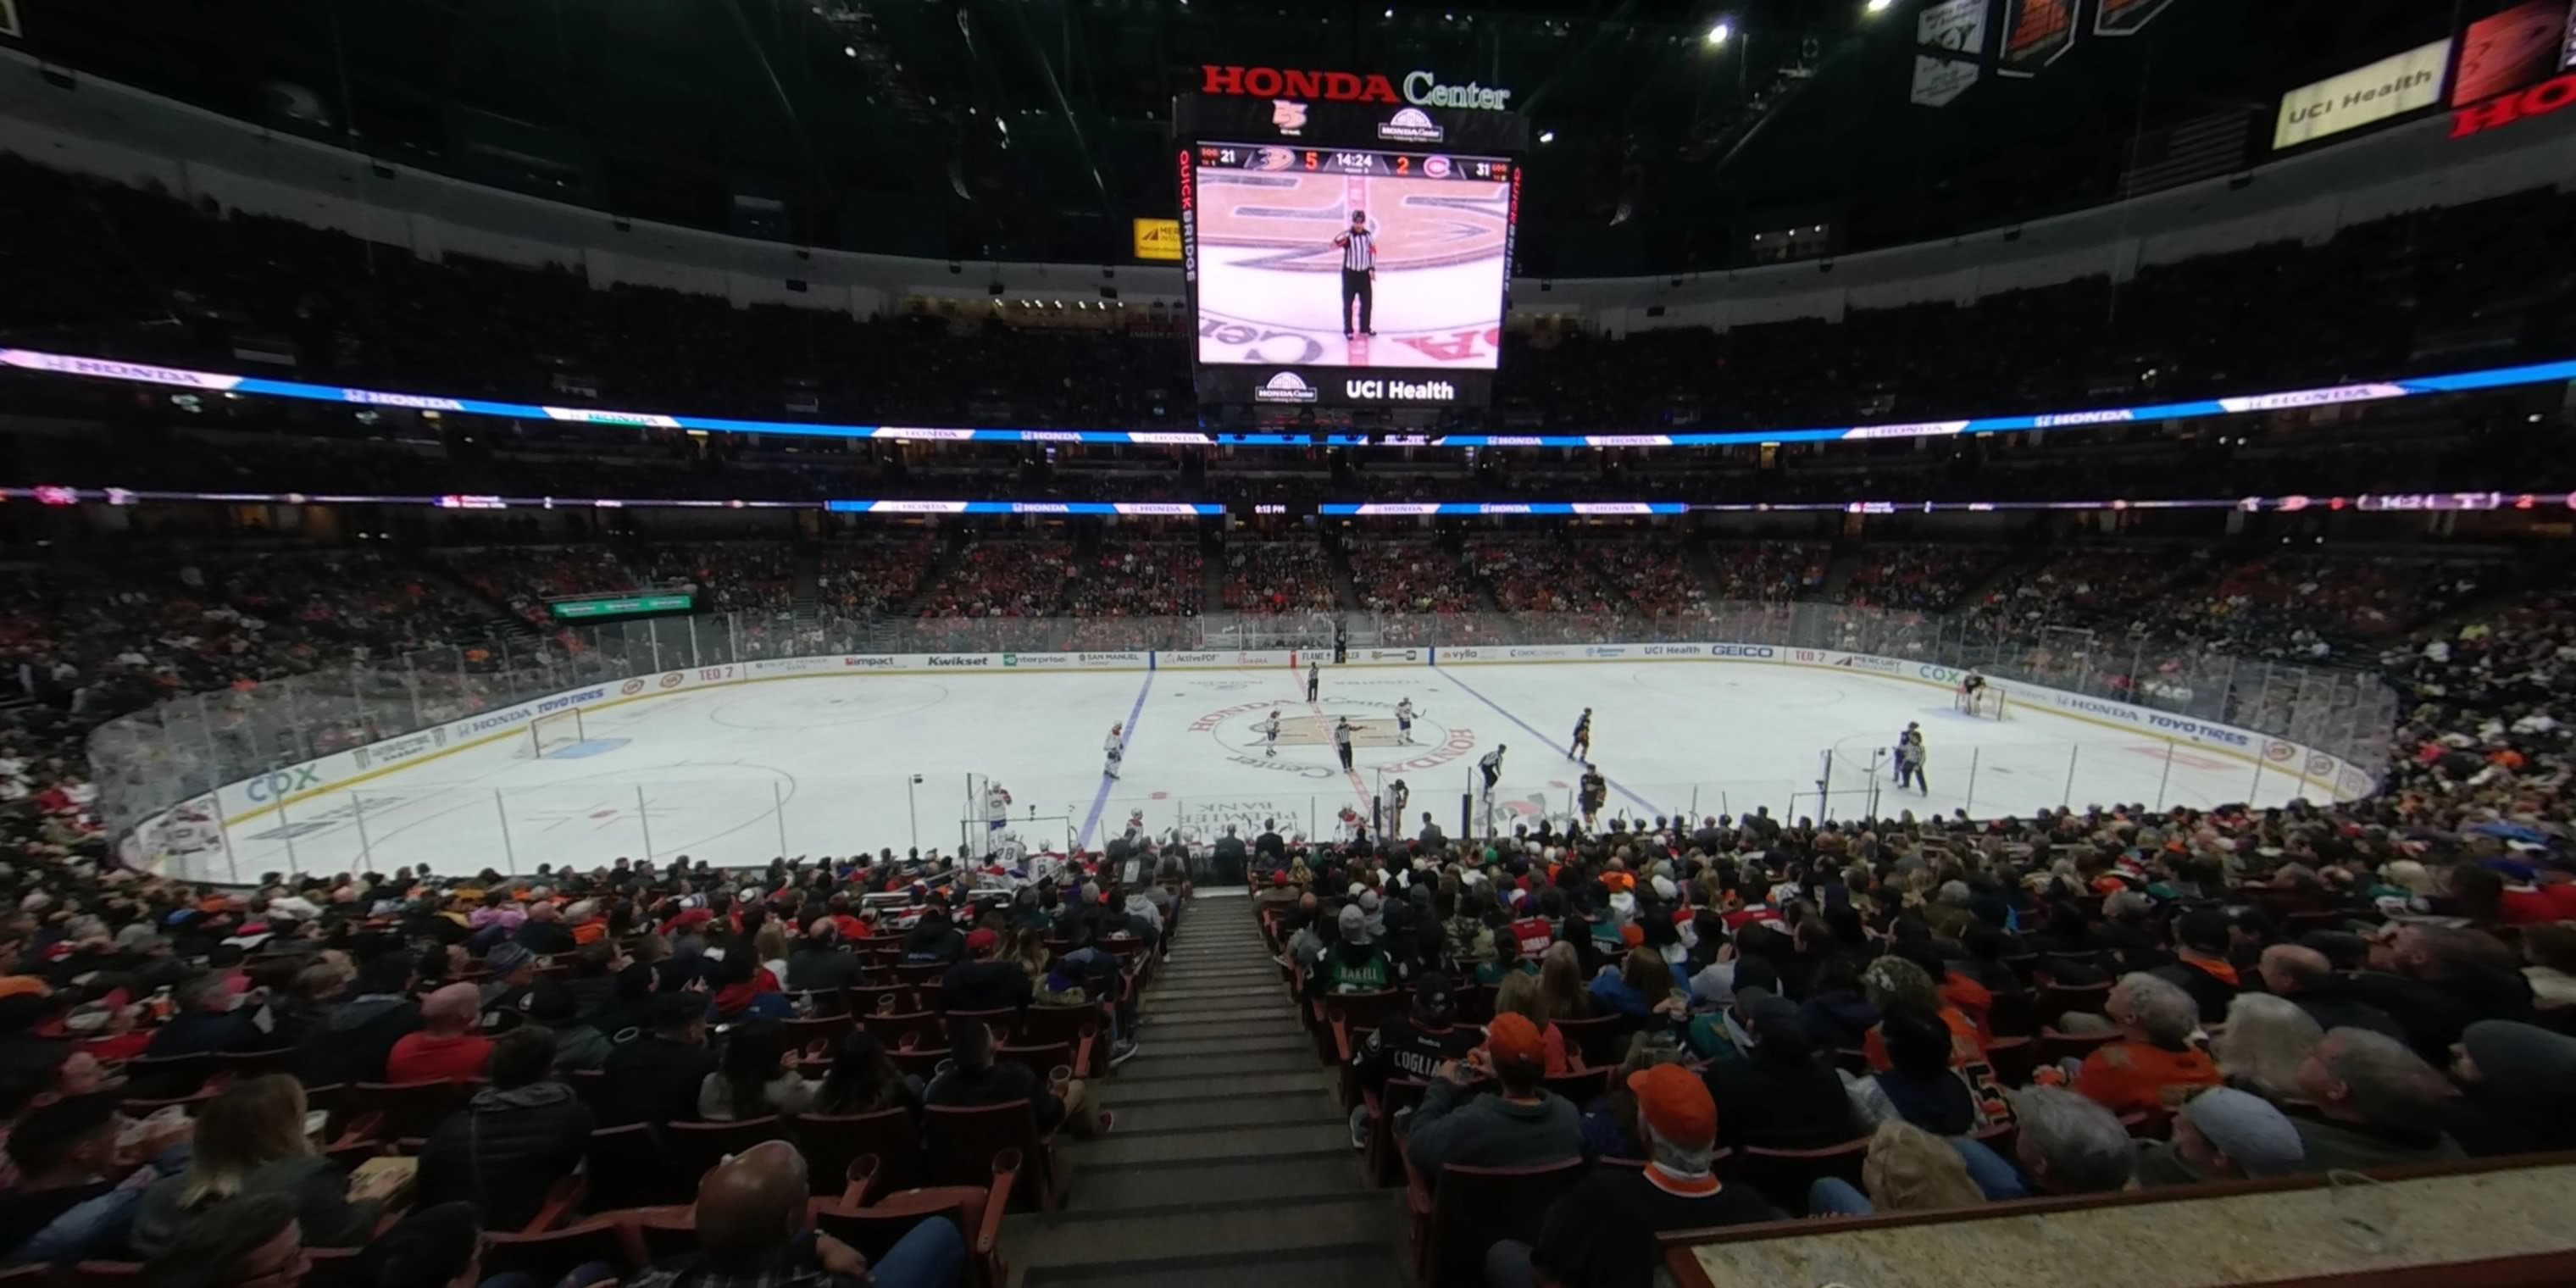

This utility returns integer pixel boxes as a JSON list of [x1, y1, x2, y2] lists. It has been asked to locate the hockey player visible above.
[[1478, 746, 1507, 792], [1896, 730, 1929, 795], [1259, 709, 1283, 758], [1102, 723, 1125, 780], [1306, 660, 1320, 702], [1333, 717, 1356, 771], [1958, 669, 1988, 712], [1579, 763, 1607, 828], [1394, 697, 1418, 744], [1893, 721, 1921, 781], [1568, 708, 1592, 759], [1387, 777, 1410, 826], [985, 782, 1013, 836]]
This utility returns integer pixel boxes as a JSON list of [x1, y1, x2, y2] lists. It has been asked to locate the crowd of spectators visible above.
[[1216, 540, 1334, 615], [1580, 538, 1717, 625], [637, 544, 797, 614], [1835, 546, 2007, 613], [815, 537, 937, 615], [1704, 542, 1829, 603]]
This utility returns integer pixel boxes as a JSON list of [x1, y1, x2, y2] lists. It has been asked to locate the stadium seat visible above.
[[480, 1219, 627, 1285], [666, 1116, 790, 1184], [814, 1148, 1019, 1288], [585, 1123, 689, 1210], [1729, 1138, 1873, 1216], [797, 1110, 927, 1196], [1402, 1158, 1586, 1288], [924, 1100, 1060, 1211]]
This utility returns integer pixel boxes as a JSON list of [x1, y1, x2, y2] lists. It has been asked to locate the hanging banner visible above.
[[2451, 0, 2570, 105], [1131, 217, 1184, 262], [2273, 38, 2453, 149], [2093, 0, 2177, 36], [1912, 0, 1990, 106], [1998, 0, 2076, 75]]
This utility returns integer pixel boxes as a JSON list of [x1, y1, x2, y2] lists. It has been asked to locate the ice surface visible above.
[[190, 662, 2313, 881]]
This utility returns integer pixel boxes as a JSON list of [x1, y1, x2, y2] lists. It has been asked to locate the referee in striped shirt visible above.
[[1332, 208, 1376, 337]]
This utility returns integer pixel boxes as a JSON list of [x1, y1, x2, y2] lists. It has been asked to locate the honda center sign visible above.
[[1199, 65, 1512, 111]]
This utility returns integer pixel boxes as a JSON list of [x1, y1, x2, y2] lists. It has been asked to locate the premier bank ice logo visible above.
[[1377, 108, 1445, 142], [1254, 371, 1319, 404]]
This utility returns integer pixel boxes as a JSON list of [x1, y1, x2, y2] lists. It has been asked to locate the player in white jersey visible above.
[[1394, 697, 1418, 744], [1102, 723, 1125, 780], [985, 783, 1013, 836], [1259, 709, 1283, 758]]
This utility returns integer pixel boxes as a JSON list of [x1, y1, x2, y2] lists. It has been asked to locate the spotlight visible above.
[[1705, 19, 1732, 45], [1538, 130, 1556, 143]]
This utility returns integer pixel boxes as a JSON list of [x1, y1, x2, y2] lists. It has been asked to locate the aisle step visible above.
[[1012, 1194, 1399, 1278], [1108, 1070, 1329, 1103], [1128, 1034, 1312, 1060], [1065, 1152, 1358, 1211], [1077, 1121, 1351, 1167], [1113, 1090, 1339, 1135], [1117, 1049, 1315, 1080]]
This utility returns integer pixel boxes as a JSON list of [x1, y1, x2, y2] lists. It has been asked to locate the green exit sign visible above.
[[548, 592, 696, 622]]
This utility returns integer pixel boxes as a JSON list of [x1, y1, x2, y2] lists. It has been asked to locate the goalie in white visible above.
[[1102, 723, 1126, 780], [1259, 709, 1283, 758], [1958, 669, 1989, 709]]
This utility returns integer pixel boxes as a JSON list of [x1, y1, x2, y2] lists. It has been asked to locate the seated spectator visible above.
[[1402, 1013, 1579, 1182], [1304, 905, 1397, 998], [942, 928, 1033, 1013], [901, 897, 967, 965], [2444, 1019, 2576, 1158], [597, 993, 719, 1126], [812, 1030, 921, 1117], [708, 952, 794, 1024], [294, 952, 420, 1086], [143, 974, 261, 1058], [1859, 955, 1987, 1074], [2257, 944, 2406, 1042], [2150, 910, 2242, 1024], [1807, 1119, 1989, 1217], [1703, 990, 1862, 1151], [699, 1019, 818, 1122], [2211, 993, 2324, 1102], [2135, 1087, 2306, 1186], [1487, 1064, 1772, 1288], [386, 984, 495, 1084], [1588, 949, 1680, 1022], [517, 983, 609, 1072], [786, 919, 863, 995], [0, 1091, 187, 1263], [1579, 1036, 1682, 1162], [136, 1191, 309, 1288], [2006, 1085, 2137, 1195], [1350, 973, 1478, 1149], [1491, 971, 1571, 1076], [511, 902, 576, 957], [2346, 925, 2537, 1065], [132, 1076, 396, 1257], [2286, 1028, 2468, 1169], [475, 943, 539, 1018], [924, 1017, 1106, 1141], [1845, 1001, 2007, 1135], [624, 1140, 962, 1288], [2068, 973, 2222, 1115], [415, 1026, 593, 1230]]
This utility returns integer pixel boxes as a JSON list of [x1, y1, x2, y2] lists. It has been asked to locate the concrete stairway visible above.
[[1003, 895, 1407, 1287]]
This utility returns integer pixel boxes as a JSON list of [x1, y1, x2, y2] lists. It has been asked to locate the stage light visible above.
[[1538, 130, 1556, 143], [1705, 19, 1732, 45], [1864, 0, 1892, 13]]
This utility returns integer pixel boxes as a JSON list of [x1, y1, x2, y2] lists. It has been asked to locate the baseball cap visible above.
[[1337, 905, 1370, 944], [2180, 1087, 2303, 1177], [1485, 1012, 1545, 1067], [965, 928, 1001, 956], [485, 942, 536, 975], [1627, 1063, 1715, 1149]]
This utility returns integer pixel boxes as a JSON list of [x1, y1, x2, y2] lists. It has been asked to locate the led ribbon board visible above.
[[6, 347, 2575, 452]]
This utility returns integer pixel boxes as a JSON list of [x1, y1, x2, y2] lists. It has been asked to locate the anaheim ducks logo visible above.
[[1196, 172, 1507, 272]]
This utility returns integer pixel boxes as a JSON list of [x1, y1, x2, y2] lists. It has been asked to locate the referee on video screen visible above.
[[1333, 208, 1375, 337]]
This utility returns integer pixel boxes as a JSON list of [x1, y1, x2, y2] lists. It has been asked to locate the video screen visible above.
[[1191, 142, 1512, 373]]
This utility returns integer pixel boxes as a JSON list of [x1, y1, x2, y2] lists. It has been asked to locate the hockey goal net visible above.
[[1956, 686, 2009, 720], [517, 708, 586, 758]]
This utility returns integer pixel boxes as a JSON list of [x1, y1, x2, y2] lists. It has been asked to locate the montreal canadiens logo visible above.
[[1423, 155, 1452, 179]]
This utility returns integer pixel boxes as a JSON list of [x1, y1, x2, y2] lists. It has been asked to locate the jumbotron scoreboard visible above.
[[1176, 91, 1528, 410]]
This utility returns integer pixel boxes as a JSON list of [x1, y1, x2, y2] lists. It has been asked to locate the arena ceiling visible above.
[[8, 0, 2463, 274]]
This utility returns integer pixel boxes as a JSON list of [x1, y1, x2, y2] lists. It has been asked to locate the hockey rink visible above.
[[195, 662, 2323, 880]]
